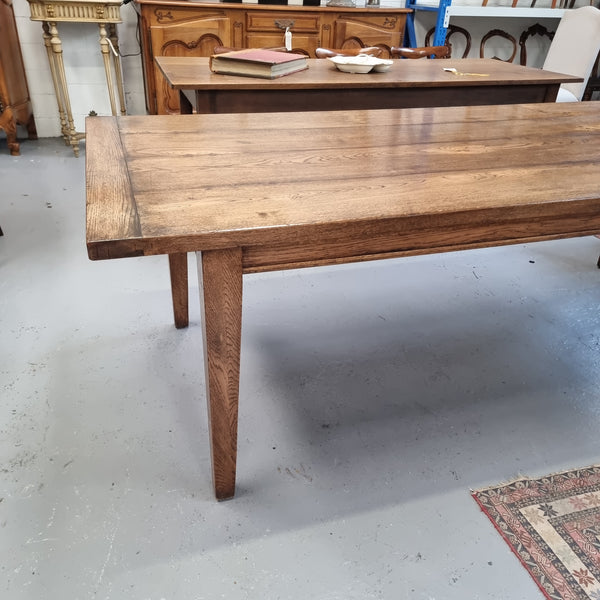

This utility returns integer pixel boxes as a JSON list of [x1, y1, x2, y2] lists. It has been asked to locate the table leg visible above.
[[108, 24, 127, 116], [0, 106, 20, 155], [197, 248, 243, 501], [42, 21, 82, 155], [180, 90, 194, 115], [99, 23, 118, 116], [168, 253, 189, 329]]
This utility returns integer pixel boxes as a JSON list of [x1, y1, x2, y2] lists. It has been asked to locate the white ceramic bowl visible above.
[[334, 62, 374, 74], [372, 60, 393, 72], [328, 55, 393, 74]]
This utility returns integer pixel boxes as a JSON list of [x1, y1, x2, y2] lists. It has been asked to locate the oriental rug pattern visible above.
[[472, 465, 600, 600]]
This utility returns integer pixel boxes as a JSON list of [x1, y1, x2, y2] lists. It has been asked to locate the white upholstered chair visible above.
[[542, 6, 600, 102]]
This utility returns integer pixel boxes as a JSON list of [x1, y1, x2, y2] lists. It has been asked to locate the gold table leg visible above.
[[42, 21, 84, 156], [99, 23, 127, 117], [39, 19, 126, 156], [108, 24, 127, 116], [99, 23, 117, 116]]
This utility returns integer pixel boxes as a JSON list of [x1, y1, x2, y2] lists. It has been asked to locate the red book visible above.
[[209, 48, 308, 79]]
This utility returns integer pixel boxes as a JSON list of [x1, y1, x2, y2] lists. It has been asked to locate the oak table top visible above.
[[86, 103, 600, 499], [155, 56, 581, 91]]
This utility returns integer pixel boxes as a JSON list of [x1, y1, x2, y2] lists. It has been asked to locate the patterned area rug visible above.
[[472, 465, 600, 600]]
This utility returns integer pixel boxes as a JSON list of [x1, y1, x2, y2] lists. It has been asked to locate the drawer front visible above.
[[244, 32, 318, 55], [246, 12, 321, 33], [147, 6, 231, 26]]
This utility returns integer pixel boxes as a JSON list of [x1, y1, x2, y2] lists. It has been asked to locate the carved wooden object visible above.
[[390, 45, 450, 59], [136, 0, 409, 114], [480, 29, 518, 62], [519, 23, 554, 65], [0, 0, 37, 155], [426, 24, 472, 58]]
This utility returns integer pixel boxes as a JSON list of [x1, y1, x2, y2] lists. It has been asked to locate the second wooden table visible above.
[[155, 56, 582, 114]]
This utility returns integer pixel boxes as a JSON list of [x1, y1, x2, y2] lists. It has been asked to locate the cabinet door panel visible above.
[[151, 17, 231, 113], [333, 14, 405, 52]]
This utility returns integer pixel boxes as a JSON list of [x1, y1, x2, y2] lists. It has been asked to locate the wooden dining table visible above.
[[154, 56, 582, 114], [86, 102, 600, 500]]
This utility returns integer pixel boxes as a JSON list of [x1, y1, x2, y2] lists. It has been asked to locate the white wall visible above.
[[11, 0, 588, 138]]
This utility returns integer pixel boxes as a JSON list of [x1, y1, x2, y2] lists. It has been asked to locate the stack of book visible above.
[[209, 48, 309, 79]]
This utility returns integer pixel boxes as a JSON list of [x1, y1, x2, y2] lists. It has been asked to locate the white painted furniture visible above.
[[26, 0, 127, 156], [541, 6, 600, 101]]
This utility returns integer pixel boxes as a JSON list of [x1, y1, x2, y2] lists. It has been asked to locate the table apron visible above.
[[241, 228, 600, 274], [188, 83, 559, 114]]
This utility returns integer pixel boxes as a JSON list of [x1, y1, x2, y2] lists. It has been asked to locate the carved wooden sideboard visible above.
[[136, 0, 410, 114], [0, 0, 37, 155]]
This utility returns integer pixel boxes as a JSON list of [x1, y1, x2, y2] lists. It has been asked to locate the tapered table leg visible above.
[[197, 248, 243, 500], [168, 253, 189, 329]]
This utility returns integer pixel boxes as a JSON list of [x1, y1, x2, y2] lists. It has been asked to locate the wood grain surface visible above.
[[198, 248, 242, 501], [155, 56, 581, 90], [87, 103, 600, 269]]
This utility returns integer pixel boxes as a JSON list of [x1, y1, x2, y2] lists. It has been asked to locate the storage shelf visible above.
[[406, 0, 568, 48], [445, 6, 565, 26]]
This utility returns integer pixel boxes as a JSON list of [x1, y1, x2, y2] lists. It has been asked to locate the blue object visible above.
[[404, 0, 452, 47]]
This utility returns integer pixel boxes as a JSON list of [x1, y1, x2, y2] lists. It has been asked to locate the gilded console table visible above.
[[27, 0, 126, 156]]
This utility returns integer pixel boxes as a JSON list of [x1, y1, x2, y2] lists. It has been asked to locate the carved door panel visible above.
[[332, 14, 405, 56], [151, 16, 231, 114]]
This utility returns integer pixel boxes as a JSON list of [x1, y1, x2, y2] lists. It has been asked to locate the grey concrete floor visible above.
[[1, 136, 599, 600]]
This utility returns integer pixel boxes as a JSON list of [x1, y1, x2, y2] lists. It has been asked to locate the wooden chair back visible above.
[[426, 25, 472, 58], [480, 29, 517, 62], [518, 23, 554, 66]]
